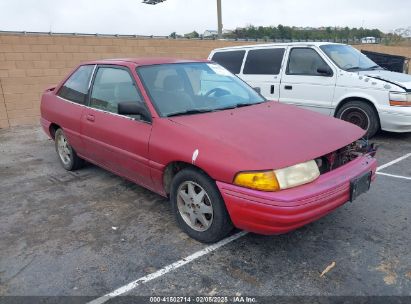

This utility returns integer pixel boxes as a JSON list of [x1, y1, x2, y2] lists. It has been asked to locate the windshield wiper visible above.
[[367, 65, 382, 70], [217, 101, 266, 111], [167, 101, 266, 117], [166, 108, 215, 117], [345, 66, 361, 71]]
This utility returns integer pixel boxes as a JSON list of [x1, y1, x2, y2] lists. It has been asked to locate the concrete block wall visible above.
[[0, 33, 410, 129]]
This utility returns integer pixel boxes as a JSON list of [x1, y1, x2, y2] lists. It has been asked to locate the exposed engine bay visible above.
[[315, 139, 378, 174]]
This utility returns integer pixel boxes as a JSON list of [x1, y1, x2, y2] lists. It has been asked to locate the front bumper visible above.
[[379, 107, 411, 133], [217, 155, 377, 235]]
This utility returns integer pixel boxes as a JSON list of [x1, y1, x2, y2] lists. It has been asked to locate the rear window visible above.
[[243, 48, 285, 75], [211, 50, 245, 74], [57, 65, 94, 105]]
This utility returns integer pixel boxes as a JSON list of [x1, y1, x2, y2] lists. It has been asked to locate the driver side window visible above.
[[286, 48, 331, 76], [90, 67, 143, 114]]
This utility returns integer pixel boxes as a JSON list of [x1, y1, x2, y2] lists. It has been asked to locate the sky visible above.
[[0, 0, 409, 36]]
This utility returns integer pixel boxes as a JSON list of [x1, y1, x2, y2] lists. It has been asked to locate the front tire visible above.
[[54, 128, 84, 171], [170, 168, 233, 243], [336, 101, 380, 138]]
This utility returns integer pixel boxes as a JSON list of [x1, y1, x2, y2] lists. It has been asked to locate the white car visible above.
[[208, 42, 411, 137]]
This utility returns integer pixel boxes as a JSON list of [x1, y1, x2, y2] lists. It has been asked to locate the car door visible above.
[[54, 65, 95, 155], [239, 47, 286, 100], [279, 47, 336, 115], [81, 65, 153, 189]]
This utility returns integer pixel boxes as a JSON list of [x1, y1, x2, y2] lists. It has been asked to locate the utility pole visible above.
[[143, 0, 223, 39], [217, 0, 223, 39]]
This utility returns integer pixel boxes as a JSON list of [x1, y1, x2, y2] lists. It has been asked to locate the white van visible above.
[[208, 42, 411, 137]]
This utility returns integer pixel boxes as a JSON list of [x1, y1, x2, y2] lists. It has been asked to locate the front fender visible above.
[[332, 88, 388, 116]]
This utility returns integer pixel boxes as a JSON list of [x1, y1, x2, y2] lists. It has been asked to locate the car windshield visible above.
[[320, 44, 381, 71], [137, 62, 266, 117]]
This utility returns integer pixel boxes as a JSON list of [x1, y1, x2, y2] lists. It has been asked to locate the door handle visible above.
[[270, 85, 275, 94], [284, 85, 293, 90], [86, 114, 95, 122]]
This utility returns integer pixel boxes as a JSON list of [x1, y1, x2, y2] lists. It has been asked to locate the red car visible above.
[[40, 58, 377, 243]]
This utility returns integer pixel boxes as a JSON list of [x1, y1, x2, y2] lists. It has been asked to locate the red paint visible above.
[[217, 155, 377, 234], [158, 101, 365, 183], [41, 58, 376, 235]]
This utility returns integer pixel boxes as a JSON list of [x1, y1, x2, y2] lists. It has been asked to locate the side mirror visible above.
[[253, 87, 261, 94], [317, 66, 333, 76], [118, 102, 151, 122]]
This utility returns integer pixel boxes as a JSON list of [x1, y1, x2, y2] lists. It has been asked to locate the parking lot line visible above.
[[376, 172, 411, 181], [377, 153, 411, 171], [87, 153, 411, 304], [88, 231, 248, 304]]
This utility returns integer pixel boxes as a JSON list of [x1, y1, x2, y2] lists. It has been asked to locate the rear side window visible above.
[[286, 48, 330, 76], [211, 51, 245, 74], [57, 65, 94, 105], [90, 67, 142, 114], [243, 48, 285, 75]]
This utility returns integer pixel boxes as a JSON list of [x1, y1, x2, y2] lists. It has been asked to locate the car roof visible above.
[[211, 41, 344, 52], [83, 57, 210, 67]]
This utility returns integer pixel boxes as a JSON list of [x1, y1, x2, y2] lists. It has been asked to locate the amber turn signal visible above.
[[233, 171, 280, 192], [389, 101, 411, 107]]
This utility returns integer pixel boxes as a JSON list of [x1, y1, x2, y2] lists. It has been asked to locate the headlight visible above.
[[274, 160, 320, 189], [233, 160, 320, 192], [389, 92, 411, 106]]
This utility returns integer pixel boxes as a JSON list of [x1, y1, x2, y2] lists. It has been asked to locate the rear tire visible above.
[[336, 101, 380, 138], [170, 168, 233, 243], [54, 128, 84, 171]]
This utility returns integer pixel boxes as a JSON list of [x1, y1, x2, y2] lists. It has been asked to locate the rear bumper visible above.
[[380, 108, 411, 133], [40, 117, 52, 138], [217, 155, 377, 235]]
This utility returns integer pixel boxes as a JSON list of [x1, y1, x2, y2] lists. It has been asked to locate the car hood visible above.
[[358, 69, 411, 90], [168, 101, 365, 170]]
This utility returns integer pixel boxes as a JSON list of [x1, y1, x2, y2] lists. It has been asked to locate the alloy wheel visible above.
[[56, 133, 71, 166], [176, 181, 214, 232]]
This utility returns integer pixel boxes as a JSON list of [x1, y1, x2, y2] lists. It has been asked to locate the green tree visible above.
[[202, 24, 384, 41], [278, 24, 285, 39], [184, 31, 199, 39]]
